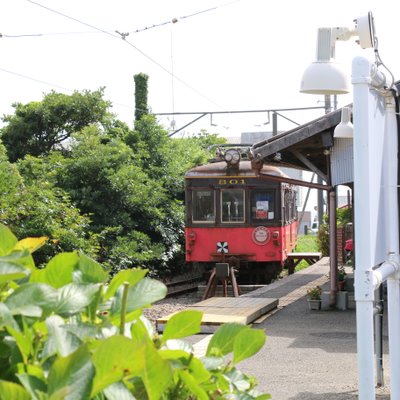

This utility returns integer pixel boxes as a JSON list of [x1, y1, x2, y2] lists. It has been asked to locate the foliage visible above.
[[316, 208, 352, 257], [296, 235, 319, 253], [307, 286, 322, 300], [337, 207, 352, 227], [0, 225, 270, 399], [134, 73, 149, 121], [0, 88, 225, 277], [0, 142, 24, 222], [53, 125, 177, 273], [0, 146, 95, 266], [293, 235, 319, 271], [0, 89, 111, 162], [316, 221, 330, 257], [337, 266, 347, 281]]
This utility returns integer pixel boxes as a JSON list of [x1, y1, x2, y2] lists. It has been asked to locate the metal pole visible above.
[[272, 112, 278, 136], [329, 189, 337, 306], [297, 173, 315, 233], [374, 286, 384, 387]]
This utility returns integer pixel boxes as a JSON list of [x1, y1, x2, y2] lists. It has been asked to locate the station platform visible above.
[[191, 258, 391, 399]]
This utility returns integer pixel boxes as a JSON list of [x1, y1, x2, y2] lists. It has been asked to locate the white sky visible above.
[[1, 0, 398, 137]]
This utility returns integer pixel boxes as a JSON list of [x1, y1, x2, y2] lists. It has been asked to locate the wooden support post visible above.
[[202, 263, 241, 300]]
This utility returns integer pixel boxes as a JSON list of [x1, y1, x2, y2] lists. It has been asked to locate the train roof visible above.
[[185, 160, 288, 178]]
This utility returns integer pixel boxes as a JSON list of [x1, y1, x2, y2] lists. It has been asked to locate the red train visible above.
[[185, 148, 298, 283]]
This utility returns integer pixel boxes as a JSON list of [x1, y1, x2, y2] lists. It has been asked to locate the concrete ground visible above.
[[236, 259, 391, 399]]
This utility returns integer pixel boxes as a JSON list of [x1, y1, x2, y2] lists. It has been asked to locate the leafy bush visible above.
[[336, 207, 352, 227], [0, 147, 96, 266], [316, 208, 352, 257], [0, 224, 270, 399], [316, 222, 330, 257]]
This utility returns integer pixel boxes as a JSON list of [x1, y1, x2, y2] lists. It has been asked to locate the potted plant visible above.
[[337, 266, 347, 291], [307, 286, 322, 310]]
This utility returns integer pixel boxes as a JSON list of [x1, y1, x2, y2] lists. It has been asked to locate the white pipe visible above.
[[383, 96, 400, 399], [373, 260, 399, 289]]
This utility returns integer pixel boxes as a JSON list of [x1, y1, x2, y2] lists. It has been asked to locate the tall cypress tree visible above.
[[134, 73, 149, 121]]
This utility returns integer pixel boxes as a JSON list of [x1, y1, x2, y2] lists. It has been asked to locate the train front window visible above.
[[251, 190, 275, 222], [192, 190, 215, 223], [221, 189, 245, 223]]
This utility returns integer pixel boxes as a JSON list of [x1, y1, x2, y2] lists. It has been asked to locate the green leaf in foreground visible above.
[[206, 323, 246, 357], [91, 335, 144, 396], [74, 253, 108, 284], [103, 382, 136, 400], [177, 369, 208, 400], [47, 345, 94, 400], [233, 328, 266, 364], [111, 278, 167, 316], [104, 268, 148, 301], [30, 252, 78, 288], [162, 310, 202, 342], [43, 315, 82, 359], [0, 224, 18, 256], [0, 380, 30, 400], [141, 344, 173, 400], [17, 374, 47, 400], [5, 283, 58, 317], [55, 283, 100, 317], [0, 262, 30, 284]]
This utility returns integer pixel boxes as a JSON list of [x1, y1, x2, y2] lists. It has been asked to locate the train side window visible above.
[[192, 190, 215, 223], [251, 190, 275, 222], [221, 189, 245, 223]]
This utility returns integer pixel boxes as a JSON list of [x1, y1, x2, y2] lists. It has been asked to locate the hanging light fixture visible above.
[[300, 12, 376, 95], [300, 28, 350, 95], [334, 107, 353, 138]]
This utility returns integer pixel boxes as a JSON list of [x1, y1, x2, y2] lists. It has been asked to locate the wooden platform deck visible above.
[[157, 296, 278, 333]]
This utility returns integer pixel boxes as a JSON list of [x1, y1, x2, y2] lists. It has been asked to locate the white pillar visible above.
[[353, 55, 400, 399], [352, 56, 380, 400]]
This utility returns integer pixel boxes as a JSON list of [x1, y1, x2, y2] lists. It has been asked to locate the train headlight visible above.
[[224, 149, 241, 166]]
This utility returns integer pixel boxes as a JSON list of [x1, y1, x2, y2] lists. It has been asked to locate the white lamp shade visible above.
[[334, 107, 353, 138], [300, 61, 350, 95]]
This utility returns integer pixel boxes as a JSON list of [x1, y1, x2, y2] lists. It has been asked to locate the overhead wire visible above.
[[0, 67, 74, 93], [25, 0, 229, 110], [5, 1, 240, 38], [1, 31, 102, 38], [131, 0, 240, 34], [0, 67, 145, 113]]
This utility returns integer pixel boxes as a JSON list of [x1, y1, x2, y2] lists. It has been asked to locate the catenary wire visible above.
[[25, 0, 228, 110], [0, 67, 149, 113], [5, 1, 239, 38]]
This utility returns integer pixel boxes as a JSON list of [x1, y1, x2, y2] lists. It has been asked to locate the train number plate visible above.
[[252, 226, 271, 245]]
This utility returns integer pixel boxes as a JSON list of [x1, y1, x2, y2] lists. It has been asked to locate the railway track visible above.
[[164, 274, 205, 297]]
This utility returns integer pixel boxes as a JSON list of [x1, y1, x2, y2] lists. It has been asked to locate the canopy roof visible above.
[[250, 108, 342, 181]]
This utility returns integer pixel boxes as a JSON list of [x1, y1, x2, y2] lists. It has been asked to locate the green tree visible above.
[[134, 73, 149, 121], [0, 86, 225, 276], [0, 88, 111, 162], [54, 125, 172, 273], [0, 146, 96, 265], [0, 142, 24, 223]]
